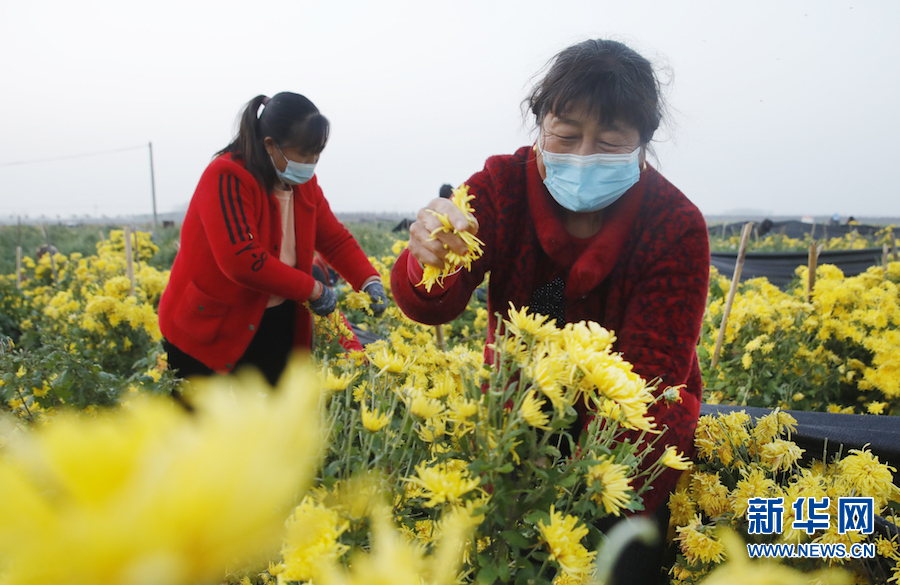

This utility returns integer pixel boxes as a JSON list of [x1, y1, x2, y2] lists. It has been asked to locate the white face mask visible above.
[[272, 145, 316, 185], [539, 140, 641, 212]]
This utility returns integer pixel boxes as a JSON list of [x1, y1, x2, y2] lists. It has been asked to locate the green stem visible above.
[[14, 386, 34, 423]]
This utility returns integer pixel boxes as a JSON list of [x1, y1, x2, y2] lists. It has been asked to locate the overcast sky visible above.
[[1, 0, 898, 221]]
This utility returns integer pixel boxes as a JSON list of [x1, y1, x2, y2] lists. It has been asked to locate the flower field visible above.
[[0, 222, 898, 585], [708, 226, 896, 253], [700, 262, 900, 415]]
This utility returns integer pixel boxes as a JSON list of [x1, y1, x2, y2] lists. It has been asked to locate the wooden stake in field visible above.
[[884, 244, 890, 278], [15, 246, 22, 289], [711, 221, 754, 370], [807, 240, 820, 303], [124, 226, 136, 297], [434, 325, 445, 350], [132, 230, 140, 271], [40, 223, 58, 285]]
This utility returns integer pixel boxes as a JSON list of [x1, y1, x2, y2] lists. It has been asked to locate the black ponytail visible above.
[[217, 92, 330, 193]]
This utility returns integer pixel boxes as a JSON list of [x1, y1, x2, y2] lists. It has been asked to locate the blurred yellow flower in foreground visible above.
[[317, 504, 470, 585], [0, 359, 322, 585], [698, 528, 849, 585], [278, 496, 350, 583]]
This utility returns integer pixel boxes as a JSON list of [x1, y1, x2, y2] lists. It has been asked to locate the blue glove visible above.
[[363, 281, 388, 317], [308, 284, 337, 316]]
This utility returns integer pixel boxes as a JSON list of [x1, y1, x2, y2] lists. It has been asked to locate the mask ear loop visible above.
[[533, 129, 546, 156]]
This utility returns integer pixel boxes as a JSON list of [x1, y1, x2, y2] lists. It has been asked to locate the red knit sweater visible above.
[[390, 146, 709, 513], [158, 154, 378, 372]]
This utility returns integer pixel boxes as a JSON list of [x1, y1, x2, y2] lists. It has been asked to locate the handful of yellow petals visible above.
[[417, 184, 485, 292]]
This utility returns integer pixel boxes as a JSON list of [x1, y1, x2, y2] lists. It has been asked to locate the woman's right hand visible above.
[[408, 198, 480, 268]]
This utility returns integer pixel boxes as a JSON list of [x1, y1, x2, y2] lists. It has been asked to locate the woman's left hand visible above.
[[363, 281, 388, 317]]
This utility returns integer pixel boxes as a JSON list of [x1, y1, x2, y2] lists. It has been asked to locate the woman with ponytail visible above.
[[158, 92, 387, 387]]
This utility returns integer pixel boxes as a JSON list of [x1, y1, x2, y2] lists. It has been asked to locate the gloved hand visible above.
[[308, 283, 337, 316], [363, 281, 388, 317]]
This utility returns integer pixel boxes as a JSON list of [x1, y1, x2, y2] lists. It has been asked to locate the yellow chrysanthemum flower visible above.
[[343, 290, 375, 315], [527, 354, 568, 400], [668, 488, 697, 528], [520, 389, 551, 431], [874, 534, 899, 561], [758, 439, 804, 472], [660, 446, 693, 470], [729, 468, 779, 517], [417, 417, 448, 442], [506, 303, 560, 343], [322, 370, 357, 392], [695, 412, 750, 466], [537, 505, 597, 578], [361, 405, 391, 432], [675, 515, 726, 565], [751, 409, 798, 443], [867, 401, 887, 415], [406, 460, 480, 507], [426, 370, 457, 399], [447, 395, 478, 421], [368, 345, 412, 374], [585, 456, 633, 516], [692, 472, 730, 517], [837, 449, 900, 509], [407, 391, 445, 420]]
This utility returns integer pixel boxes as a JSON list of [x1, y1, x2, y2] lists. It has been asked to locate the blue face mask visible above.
[[272, 145, 316, 186], [539, 141, 641, 212]]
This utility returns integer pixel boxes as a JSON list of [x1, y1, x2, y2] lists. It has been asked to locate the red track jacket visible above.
[[158, 154, 378, 372]]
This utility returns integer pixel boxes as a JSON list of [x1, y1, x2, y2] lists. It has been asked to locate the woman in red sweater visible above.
[[158, 92, 387, 386], [390, 40, 709, 583]]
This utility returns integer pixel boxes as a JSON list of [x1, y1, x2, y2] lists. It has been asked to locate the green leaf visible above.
[[476, 563, 498, 585], [496, 461, 514, 473], [500, 530, 531, 550], [514, 561, 536, 585], [497, 560, 511, 582], [557, 474, 577, 488], [524, 509, 550, 527]]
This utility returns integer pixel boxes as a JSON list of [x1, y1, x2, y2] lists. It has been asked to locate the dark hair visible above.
[[217, 92, 330, 192], [439, 184, 453, 199], [527, 39, 663, 145]]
